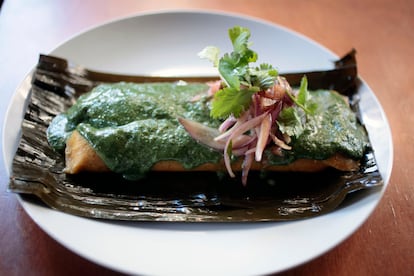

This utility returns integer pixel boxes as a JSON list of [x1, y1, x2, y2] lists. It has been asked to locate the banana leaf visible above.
[[8, 50, 383, 222]]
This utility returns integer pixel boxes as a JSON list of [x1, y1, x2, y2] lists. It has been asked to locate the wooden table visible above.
[[1, 0, 412, 275]]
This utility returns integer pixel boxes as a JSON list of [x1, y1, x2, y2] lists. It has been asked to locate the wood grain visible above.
[[1, 0, 413, 275]]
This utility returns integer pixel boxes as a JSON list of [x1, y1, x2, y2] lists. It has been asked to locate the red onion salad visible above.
[[179, 26, 315, 185], [180, 76, 303, 185]]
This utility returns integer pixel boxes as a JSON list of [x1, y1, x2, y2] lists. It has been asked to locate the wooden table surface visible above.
[[1, 0, 413, 275]]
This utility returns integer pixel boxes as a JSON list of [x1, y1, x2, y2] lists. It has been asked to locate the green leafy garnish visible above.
[[210, 86, 259, 118], [278, 76, 318, 138], [199, 26, 278, 119], [198, 25, 318, 130], [277, 106, 304, 138], [249, 63, 279, 89], [286, 76, 317, 115], [197, 46, 220, 67], [194, 26, 330, 183]]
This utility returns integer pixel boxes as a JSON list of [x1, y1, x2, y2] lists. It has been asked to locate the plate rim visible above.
[[3, 9, 393, 276]]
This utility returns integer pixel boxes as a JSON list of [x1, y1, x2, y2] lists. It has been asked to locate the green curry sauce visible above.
[[267, 90, 369, 165], [47, 82, 368, 180]]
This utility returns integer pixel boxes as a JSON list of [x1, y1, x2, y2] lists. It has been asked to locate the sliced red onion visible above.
[[227, 111, 269, 142], [224, 141, 235, 178], [270, 133, 292, 150], [241, 152, 254, 186], [245, 147, 257, 155], [232, 146, 249, 157], [179, 117, 254, 151], [222, 112, 269, 178], [270, 101, 283, 123], [178, 117, 224, 150], [214, 111, 249, 141], [206, 80, 222, 97], [182, 76, 300, 184], [218, 116, 236, 132], [235, 135, 257, 150], [255, 113, 272, 162]]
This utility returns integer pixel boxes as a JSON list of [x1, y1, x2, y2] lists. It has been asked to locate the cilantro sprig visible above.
[[198, 25, 318, 138], [278, 76, 318, 138], [287, 76, 317, 114], [198, 26, 278, 119]]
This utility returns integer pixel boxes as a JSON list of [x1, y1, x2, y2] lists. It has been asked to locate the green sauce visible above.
[[267, 90, 369, 165], [47, 82, 368, 179], [47, 82, 222, 180]]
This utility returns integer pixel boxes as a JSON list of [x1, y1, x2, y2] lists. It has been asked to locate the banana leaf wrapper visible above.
[[8, 50, 383, 222]]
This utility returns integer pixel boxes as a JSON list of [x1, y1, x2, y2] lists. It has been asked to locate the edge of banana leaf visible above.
[[8, 50, 384, 222]]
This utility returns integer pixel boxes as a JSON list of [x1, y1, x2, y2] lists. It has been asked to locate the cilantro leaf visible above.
[[198, 46, 220, 67], [210, 87, 258, 119], [286, 75, 318, 115], [228, 26, 254, 57], [296, 75, 310, 105], [277, 106, 305, 138], [218, 53, 243, 89], [298, 76, 318, 114], [249, 63, 278, 89], [218, 26, 258, 89], [199, 26, 284, 120]]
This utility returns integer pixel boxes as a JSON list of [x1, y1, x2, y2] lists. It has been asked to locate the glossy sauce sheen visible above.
[[268, 90, 369, 164], [47, 82, 369, 179]]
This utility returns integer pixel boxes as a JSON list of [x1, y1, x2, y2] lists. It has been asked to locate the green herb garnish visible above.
[[198, 26, 278, 119], [278, 76, 318, 138]]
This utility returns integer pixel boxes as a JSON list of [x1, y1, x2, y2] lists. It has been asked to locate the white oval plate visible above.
[[3, 10, 393, 276]]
